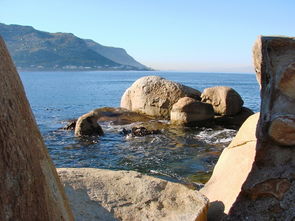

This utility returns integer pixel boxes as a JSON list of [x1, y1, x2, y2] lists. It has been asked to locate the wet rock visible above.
[[63, 120, 76, 130], [0, 37, 73, 220], [96, 107, 154, 125], [57, 168, 209, 221], [120, 76, 201, 119], [223, 36, 295, 220], [121, 127, 161, 137], [214, 107, 254, 129], [74, 111, 104, 137], [201, 86, 244, 116], [170, 97, 214, 126]]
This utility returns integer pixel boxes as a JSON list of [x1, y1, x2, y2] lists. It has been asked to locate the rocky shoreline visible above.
[[1, 35, 295, 220]]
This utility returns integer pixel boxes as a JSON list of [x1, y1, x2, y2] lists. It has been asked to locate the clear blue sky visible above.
[[1, 0, 294, 72]]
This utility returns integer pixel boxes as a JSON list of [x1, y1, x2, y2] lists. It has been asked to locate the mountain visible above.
[[0, 23, 151, 71]]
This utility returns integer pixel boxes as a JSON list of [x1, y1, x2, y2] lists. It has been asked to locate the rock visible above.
[[200, 113, 259, 219], [57, 168, 208, 221], [170, 97, 214, 126], [120, 76, 201, 118], [74, 111, 104, 137], [201, 86, 244, 116], [96, 107, 154, 125], [227, 36, 295, 220], [214, 107, 254, 129], [0, 37, 73, 220], [63, 120, 76, 130]]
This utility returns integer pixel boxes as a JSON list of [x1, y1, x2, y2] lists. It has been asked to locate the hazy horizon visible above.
[[1, 0, 294, 72]]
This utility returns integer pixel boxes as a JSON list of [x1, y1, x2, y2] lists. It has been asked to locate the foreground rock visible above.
[[201, 86, 244, 116], [0, 37, 73, 220], [200, 113, 259, 220], [121, 76, 201, 118], [225, 36, 295, 220], [170, 97, 214, 126], [74, 111, 104, 136], [58, 168, 208, 221]]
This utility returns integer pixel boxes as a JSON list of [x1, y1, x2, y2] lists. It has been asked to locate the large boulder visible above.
[[58, 168, 208, 221], [170, 97, 214, 126], [0, 37, 73, 220], [201, 86, 244, 116], [226, 36, 295, 220], [74, 110, 104, 136], [120, 76, 201, 118], [200, 113, 259, 220]]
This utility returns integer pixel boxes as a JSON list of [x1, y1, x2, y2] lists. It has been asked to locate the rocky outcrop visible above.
[[201, 86, 244, 116], [200, 113, 259, 219], [201, 36, 295, 220], [0, 37, 73, 220], [74, 110, 104, 136], [57, 168, 208, 221], [226, 36, 295, 220], [120, 76, 201, 119], [170, 97, 214, 126]]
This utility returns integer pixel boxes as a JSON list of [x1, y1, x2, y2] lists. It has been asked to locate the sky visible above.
[[1, 0, 295, 72]]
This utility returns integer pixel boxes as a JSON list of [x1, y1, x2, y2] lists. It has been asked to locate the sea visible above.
[[20, 71, 260, 184]]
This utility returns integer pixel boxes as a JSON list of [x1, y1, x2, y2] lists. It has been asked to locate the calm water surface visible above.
[[20, 71, 260, 184]]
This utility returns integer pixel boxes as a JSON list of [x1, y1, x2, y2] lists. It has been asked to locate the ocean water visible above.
[[20, 71, 260, 184]]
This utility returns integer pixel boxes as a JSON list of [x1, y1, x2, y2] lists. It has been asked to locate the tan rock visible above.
[[268, 116, 295, 146], [226, 36, 295, 220], [57, 168, 208, 221], [120, 76, 201, 118], [74, 110, 104, 136], [201, 86, 244, 116], [0, 37, 73, 220], [170, 97, 214, 125], [200, 113, 259, 218]]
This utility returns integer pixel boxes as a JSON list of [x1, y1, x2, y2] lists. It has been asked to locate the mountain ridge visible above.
[[0, 23, 151, 71]]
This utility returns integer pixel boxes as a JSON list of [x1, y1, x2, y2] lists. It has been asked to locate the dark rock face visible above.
[[227, 36, 295, 220], [74, 111, 104, 137], [0, 37, 73, 220]]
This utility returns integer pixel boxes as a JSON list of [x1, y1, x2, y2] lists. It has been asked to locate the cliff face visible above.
[[0, 23, 150, 71]]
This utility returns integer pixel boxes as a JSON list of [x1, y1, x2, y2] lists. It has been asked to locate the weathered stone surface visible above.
[[74, 110, 104, 136], [57, 168, 208, 221], [120, 76, 201, 118], [200, 113, 259, 219], [0, 37, 73, 220], [170, 97, 214, 125], [226, 36, 295, 220], [201, 86, 244, 116]]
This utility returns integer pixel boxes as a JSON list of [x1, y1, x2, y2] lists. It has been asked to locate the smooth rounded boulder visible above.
[[74, 110, 104, 136], [170, 97, 214, 125], [120, 76, 201, 118], [201, 86, 244, 116]]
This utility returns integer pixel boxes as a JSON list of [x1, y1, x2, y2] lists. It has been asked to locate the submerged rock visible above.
[[74, 111, 104, 137], [57, 168, 208, 221], [214, 107, 254, 129], [120, 76, 201, 119], [0, 37, 73, 220], [201, 86, 244, 116], [121, 126, 161, 137], [170, 97, 214, 126]]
